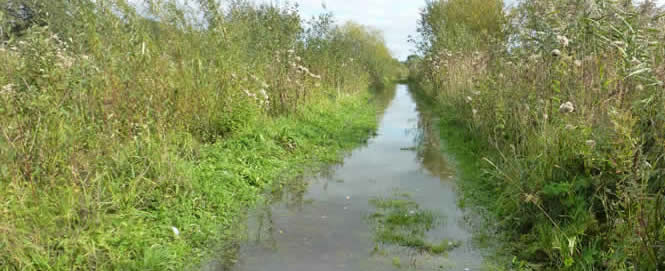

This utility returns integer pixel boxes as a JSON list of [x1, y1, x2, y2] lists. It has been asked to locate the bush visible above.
[[0, 0, 400, 269], [412, 0, 665, 269]]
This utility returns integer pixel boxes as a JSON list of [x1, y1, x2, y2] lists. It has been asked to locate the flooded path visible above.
[[221, 85, 483, 270]]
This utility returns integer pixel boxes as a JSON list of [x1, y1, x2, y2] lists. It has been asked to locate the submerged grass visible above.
[[368, 194, 460, 256]]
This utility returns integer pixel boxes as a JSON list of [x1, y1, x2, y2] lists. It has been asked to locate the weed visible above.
[[0, 0, 400, 269], [368, 195, 458, 256], [410, 0, 665, 269]]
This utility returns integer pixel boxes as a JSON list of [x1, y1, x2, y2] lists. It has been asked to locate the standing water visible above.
[[215, 85, 484, 270]]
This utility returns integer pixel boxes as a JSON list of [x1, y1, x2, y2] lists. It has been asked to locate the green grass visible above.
[[368, 194, 459, 256], [0, 1, 402, 269], [410, 0, 665, 269], [0, 92, 380, 270]]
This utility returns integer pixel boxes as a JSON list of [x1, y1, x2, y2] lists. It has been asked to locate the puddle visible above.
[[207, 84, 484, 270]]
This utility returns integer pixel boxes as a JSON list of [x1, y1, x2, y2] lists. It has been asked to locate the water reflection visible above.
[[209, 85, 483, 271]]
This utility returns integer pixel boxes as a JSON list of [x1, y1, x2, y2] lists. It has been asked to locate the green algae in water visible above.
[[368, 195, 460, 255]]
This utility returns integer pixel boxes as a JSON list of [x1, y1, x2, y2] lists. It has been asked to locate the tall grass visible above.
[[411, 0, 665, 269], [0, 0, 400, 269]]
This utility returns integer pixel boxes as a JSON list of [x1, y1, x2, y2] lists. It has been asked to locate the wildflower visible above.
[[295, 56, 302, 62], [472, 109, 478, 115], [524, 193, 540, 204], [565, 124, 576, 130], [297, 65, 310, 74], [171, 226, 180, 236], [465, 96, 473, 103], [559, 101, 575, 113], [585, 140, 596, 148], [551, 49, 562, 57], [556, 35, 570, 47], [543, 114, 549, 120], [243, 89, 256, 99], [2, 83, 15, 94], [259, 89, 269, 100], [636, 84, 644, 91], [574, 60, 582, 67]]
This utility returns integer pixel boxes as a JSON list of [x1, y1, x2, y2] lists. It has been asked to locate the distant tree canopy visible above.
[[1, 0, 46, 38], [1, 0, 79, 40], [416, 0, 505, 53]]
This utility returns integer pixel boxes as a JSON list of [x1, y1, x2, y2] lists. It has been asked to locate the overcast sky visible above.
[[256, 0, 664, 60]]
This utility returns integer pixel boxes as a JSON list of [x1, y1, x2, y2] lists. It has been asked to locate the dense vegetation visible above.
[[410, 0, 665, 269], [0, 0, 400, 269]]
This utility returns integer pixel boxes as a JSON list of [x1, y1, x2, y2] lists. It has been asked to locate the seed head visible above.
[[259, 89, 268, 99], [559, 101, 575, 113], [528, 54, 541, 62], [2, 83, 15, 94], [551, 49, 562, 57], [556, 35, 570, 47]]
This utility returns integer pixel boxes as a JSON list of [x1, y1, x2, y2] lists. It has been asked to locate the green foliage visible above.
[[416, 0, 505, 53], [368, 195, 459, 255], [0, 0, 399, 269], [412, 0, 665, 269]]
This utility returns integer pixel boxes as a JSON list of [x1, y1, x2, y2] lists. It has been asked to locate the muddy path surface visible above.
[[212, 84, 485, 270]]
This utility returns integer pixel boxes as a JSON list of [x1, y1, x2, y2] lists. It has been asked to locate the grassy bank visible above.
[[410, 0, 665, 270], [0, 0, 400, 269], [2, 91, 379, 270]]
